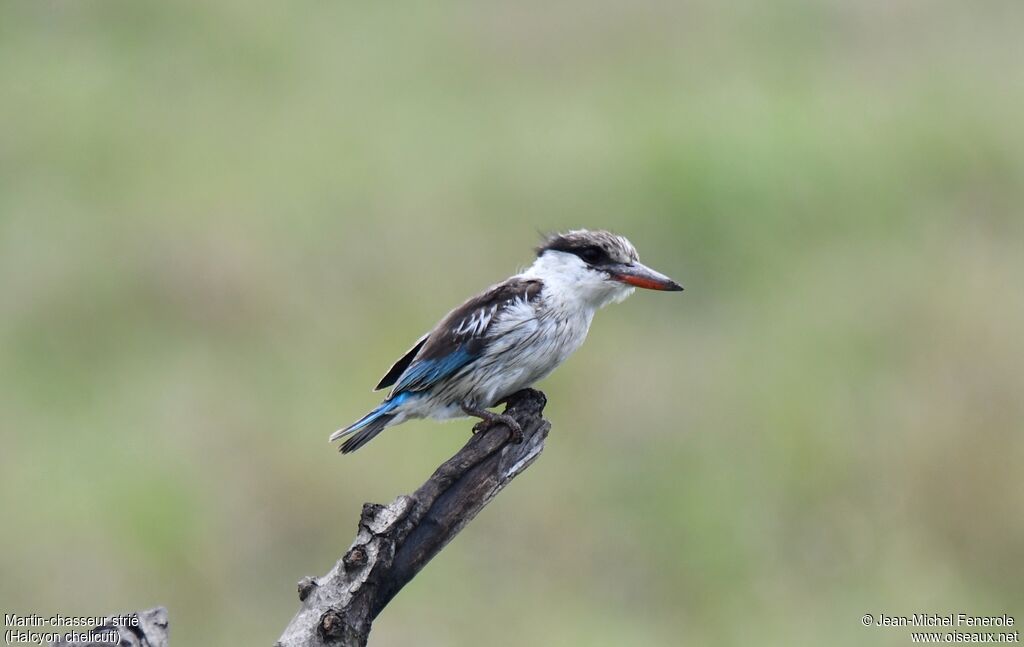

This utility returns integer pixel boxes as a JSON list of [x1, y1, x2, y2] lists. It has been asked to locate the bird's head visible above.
[[531, 229, 683, 308]]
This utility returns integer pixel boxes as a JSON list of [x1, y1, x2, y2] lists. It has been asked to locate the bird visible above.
[[330, 229, 683, 453]]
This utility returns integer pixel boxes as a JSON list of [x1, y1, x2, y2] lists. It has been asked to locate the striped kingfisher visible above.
[[331, 229, 683, 453]]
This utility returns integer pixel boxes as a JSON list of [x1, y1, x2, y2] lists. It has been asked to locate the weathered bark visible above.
[[51, 607, 169, 647], [276, 388, 551, 647], [47, 390, 548, 647]]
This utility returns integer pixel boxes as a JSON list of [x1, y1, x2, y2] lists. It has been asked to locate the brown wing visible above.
[[374, 334, 429, 391]]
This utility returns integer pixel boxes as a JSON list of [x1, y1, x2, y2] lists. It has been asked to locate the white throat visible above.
[[521, 251, 635, 311]]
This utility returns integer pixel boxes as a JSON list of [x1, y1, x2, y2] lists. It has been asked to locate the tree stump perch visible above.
[[48, 389, 550, 647], [276, 388, 552, 647]]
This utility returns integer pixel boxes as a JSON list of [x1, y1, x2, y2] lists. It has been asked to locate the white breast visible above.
[[464, 288, 593, 405], [416, 269, 610, 416]]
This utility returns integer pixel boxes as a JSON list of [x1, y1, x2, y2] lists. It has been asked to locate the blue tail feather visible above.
[[331, 392, 411, 453]]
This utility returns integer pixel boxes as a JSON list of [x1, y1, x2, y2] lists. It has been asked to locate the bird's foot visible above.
[[461, 405, 524, 444]]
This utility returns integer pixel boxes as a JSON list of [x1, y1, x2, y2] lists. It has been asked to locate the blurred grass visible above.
[[2, 1, 1023, 645]]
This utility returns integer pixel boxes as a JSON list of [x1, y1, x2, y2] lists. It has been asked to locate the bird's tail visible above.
[[330, 393, 409, 453]]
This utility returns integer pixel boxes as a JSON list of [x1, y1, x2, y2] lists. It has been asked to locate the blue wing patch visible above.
[[384, 278, 542, 397], [391, 348, 476, 394]]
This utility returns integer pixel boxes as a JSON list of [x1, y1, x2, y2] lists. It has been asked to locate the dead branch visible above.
[[276, 388, 551, 647]]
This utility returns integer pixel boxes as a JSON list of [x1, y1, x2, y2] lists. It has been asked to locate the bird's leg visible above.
[[460, 403, 524, 444]]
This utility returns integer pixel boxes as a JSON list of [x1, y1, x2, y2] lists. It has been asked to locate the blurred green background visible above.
[[2, 1, 1022, 645]]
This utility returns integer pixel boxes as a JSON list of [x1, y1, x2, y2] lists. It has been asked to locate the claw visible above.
[[462, 404, 524, 444], [500, 415, 523, 444]]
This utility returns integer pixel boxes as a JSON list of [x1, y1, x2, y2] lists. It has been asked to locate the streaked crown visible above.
[[536, 229, 639, 266]]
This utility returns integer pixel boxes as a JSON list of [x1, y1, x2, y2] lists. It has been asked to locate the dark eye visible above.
[[577, 246, 604, 264]]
